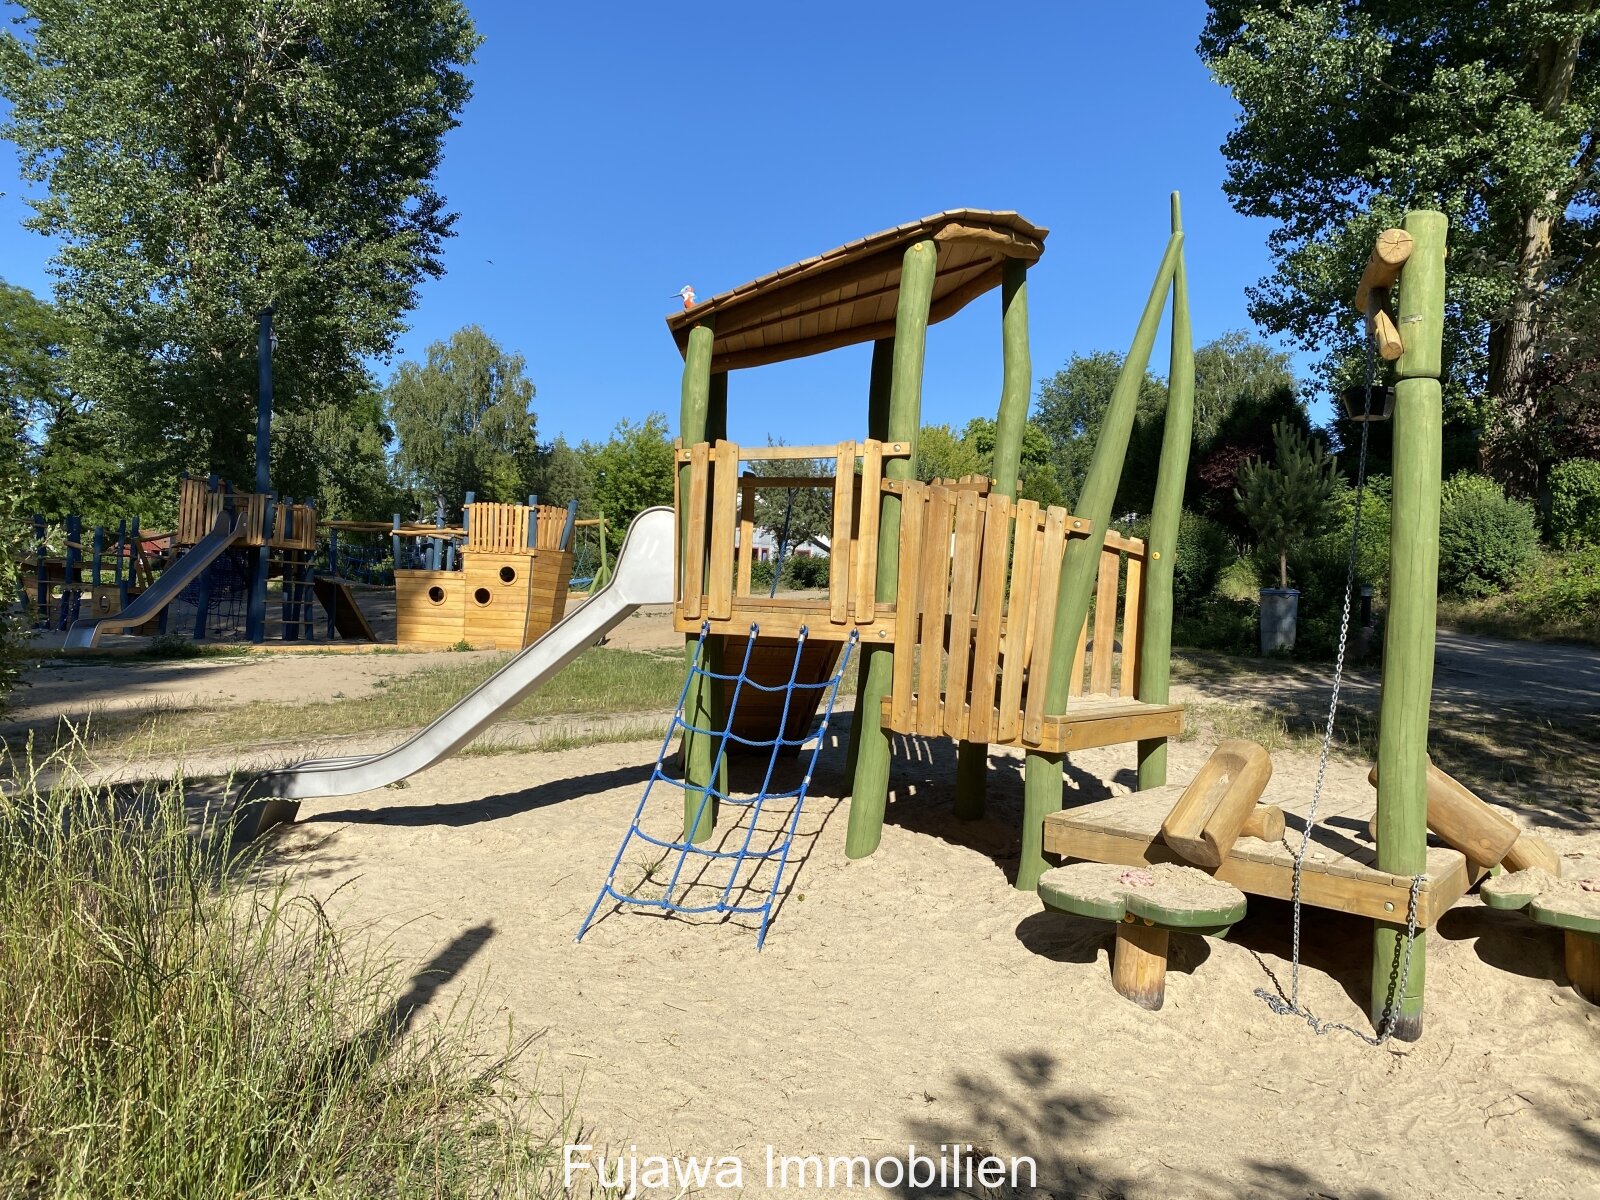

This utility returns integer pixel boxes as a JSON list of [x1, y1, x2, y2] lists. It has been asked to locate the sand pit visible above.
[[266, 727, 1600, 1200]]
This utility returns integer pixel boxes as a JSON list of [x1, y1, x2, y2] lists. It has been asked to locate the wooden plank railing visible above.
[[176, 476, 316, 550], [885, 480, 1152, 746], [673, 437, 910, 640], [465, 502, 570, 552]]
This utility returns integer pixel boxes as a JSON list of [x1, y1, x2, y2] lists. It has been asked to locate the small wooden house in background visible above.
[[396, 501, 576, 650]]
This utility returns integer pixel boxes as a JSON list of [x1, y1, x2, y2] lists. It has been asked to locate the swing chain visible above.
[[1254, 301, 1423, 1045]]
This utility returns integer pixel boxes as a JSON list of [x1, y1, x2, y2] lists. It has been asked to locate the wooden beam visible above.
[[679, 321, 719, 844]]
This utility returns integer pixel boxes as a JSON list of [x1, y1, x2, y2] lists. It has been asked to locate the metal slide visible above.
[[250, 506, 677, 815], [65, 510, 243, 651]]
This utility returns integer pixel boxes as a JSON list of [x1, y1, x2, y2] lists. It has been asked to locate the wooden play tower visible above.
[[666, 207, 1192, 878]]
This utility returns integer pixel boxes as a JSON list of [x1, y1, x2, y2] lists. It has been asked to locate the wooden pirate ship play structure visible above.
[[394, 499, 576, 649]]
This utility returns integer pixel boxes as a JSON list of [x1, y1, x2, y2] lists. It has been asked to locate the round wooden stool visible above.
[[1039, 862, 1247, 1010]]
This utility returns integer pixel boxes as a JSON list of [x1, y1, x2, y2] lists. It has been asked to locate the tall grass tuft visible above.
[[0, 748, 565, 1198]]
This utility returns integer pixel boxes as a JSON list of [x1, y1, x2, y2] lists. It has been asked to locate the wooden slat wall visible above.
[[674, 437, 910, 638], [464, 503, 570, 553], [175, 476, 315, 550], [883, 481, 1146, 747]]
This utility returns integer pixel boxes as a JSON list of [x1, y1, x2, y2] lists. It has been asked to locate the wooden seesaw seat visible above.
[[874, 480, 1184, 753]]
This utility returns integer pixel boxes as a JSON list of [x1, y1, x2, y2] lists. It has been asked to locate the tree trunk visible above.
[[1484, 15, 1589, 495], [1279, 550, 1288, 590]]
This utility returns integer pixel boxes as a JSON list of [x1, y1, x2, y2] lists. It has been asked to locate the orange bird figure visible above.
[[674, 285, 696, 310]]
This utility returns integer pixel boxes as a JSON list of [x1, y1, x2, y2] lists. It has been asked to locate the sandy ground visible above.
[[262, 724, 1600, 1200], [14, 618, 1600, 1195]]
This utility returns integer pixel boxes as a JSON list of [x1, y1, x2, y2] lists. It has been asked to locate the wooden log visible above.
[[1112, 921, 1170, 1011], [1241, 804, 1286, 842], [1020, 231, 1183, 892], [1566, 932, 1599, 1005], [846, 238, 937, 860], [1371, 209, 1447, 1042], [1502, 832, 1562, 876], [1367, 760, 1519, 869], [1369, 296, 1405, 361], [1353, 227, 1414, 315], [1138, 193, 1194, 790], [1161, 740, 1274, 868]]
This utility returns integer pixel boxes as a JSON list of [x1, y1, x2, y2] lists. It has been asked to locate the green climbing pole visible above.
[[1137, 194, 1195, 790], [1017, 233, 1182, 892], [1371, 209, 1448, 1040], [954, 256, 1031, 821], [846, 239, 937, 859]]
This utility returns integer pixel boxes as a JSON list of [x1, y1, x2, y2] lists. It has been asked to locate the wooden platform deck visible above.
[[879, 692, 1183, 754], [1042, 784, 1486, 928]]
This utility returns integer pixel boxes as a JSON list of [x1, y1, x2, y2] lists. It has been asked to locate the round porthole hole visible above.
[[427, 585, 446, 604], [499, 565, 516, 584], [473, 587, 492, 606]]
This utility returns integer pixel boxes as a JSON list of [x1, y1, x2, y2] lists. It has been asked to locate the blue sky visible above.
[[0, 1, 1317, 445]]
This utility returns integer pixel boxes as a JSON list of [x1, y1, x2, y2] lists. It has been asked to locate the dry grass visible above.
[[0, 744, 573, 1198]]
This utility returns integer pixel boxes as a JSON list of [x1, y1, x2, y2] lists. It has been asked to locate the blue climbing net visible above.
[[578, 622, 858, 949]]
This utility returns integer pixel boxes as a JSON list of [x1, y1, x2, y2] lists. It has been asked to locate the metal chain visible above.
[[1254, 316, 1424, 1045]]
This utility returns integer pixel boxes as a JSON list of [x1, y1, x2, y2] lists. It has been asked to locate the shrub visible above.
[[749, 551, 831, 593], [1547, 458, 1600, 549], [1438, 473, 1538, 598], [1130, 509, 1233, 611], [1172, 595, 1259, 654]]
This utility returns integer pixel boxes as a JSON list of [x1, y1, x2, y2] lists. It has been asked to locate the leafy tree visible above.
[[956, 417, 1067, 508], [0, 0, 479, 494], [583, 414, 675, 530], [916, 423, 985, 484], [270, 394, 397, 520], [0, 405, 30, 710], [750, 444, 833, 555], [530, 436, 593, 514], [0, 279, 72, 425], [1033, 351, 1167, 509], [388, 326, 539, 517], [1192, 331, 1296, 446], [1190, 384, 1311, 536], [1201, 0, 1600, 493], [1235, 419, 1340, 589]]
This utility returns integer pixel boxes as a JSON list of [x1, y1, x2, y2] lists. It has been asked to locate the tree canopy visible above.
[[0, 0, 479, 495], [1201, 0, 1600, 492], [388, 326, 539, 517], [581, 414, 675, 530]]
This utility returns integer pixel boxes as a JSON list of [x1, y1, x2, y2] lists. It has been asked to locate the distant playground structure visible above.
[[46, 195, 1572, 1040]]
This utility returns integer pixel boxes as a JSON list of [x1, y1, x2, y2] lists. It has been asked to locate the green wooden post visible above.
[[680, 322, 718, 842], [1371, 209, 1447, 1041], [1137, 194, 1195, 789], [1017, 233, 1182, 891], [954, 257, 1031, 821], [845, 241, 937, 859], [845, 336, 897, 783]]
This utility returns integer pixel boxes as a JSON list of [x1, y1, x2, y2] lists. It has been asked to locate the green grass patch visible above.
[[0, 751, 567, 1197], [24, 646, 689, 761]]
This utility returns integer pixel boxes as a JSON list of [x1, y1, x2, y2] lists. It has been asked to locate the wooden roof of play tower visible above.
[[666, 209, 1048, 373]]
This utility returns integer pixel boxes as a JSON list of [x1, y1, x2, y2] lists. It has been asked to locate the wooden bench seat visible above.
[[879, 691, 1183, 753]]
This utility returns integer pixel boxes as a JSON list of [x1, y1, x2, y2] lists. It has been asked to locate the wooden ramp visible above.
[[313, 576, 377, 641], [1042, 786, 1485, 928]]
